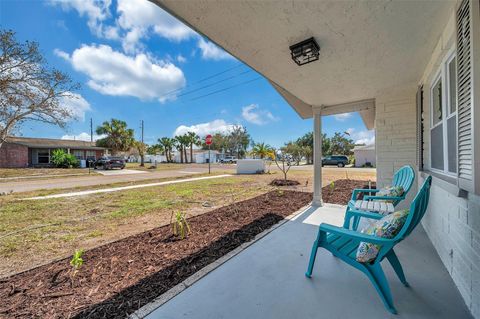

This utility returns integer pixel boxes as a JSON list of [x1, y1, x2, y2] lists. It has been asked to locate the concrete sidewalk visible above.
[[144, 205, 472, 319], [24, 174, 233, 200]]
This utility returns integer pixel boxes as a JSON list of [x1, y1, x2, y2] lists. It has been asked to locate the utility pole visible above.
[[140, 120, 145, 167], [90, 118, 93, 142]]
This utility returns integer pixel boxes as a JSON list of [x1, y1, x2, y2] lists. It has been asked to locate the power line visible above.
[[176, 70, 252, 98], [160, 63, 246, 98], [190, 77, 263, 101]]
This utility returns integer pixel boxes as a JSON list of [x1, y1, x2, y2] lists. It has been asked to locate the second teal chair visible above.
[[306, 176, 432, 314], [345, 165, 415, 230]]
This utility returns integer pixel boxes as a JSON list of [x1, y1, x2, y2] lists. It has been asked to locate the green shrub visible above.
[[51, 149, 79, 168]]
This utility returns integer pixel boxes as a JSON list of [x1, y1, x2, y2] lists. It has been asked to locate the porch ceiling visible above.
[[154, 0, 455, 124]]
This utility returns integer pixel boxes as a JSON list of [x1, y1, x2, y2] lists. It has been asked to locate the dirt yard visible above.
[[0, 167, 375, 278]]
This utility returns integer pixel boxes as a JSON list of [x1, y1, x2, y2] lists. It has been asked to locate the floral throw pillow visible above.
[[356, 209, 409, 263], [376, 186, 405, 203]]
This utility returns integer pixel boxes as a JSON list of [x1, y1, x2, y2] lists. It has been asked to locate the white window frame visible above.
[[429, 48, 457, 177]]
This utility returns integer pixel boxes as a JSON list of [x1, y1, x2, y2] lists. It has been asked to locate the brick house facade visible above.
[[0, 137, 107, 168]]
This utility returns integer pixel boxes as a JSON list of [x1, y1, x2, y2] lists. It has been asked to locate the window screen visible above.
[[431, 124, 444, 170], [447, 116, 457, 173]]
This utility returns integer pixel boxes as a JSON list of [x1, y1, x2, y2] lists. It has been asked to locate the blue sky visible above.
[[0, 0, 374, 147]]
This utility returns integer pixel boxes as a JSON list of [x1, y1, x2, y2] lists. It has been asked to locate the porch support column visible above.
[[313, 106, 323, 207]]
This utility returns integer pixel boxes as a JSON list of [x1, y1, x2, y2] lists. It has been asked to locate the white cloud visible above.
[[60, 93, 91, 121], [50, 0, 196, 54], [241, 104, 278, 125], [333, 113, 353, 121], [173, 119, 235, 137], [61, 132, 105, 141], [349, 128, 375, 145], [48, 0, 112, 37], [176, 55, 187, 63], [57, 44, 185, 102], [54, 48, 70, 61], [198, 38, 233, 61], [116, 0, 195, 53]]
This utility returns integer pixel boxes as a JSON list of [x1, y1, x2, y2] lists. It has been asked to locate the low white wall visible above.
[[236, 159, 265, 174]]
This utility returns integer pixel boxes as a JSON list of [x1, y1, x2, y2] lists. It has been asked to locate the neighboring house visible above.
[[171, 149, 220, 163], [353, 144, 376, 167], [194, 150, 220, 163], [0, 136, 107, 168], [156, 0, 480, 316]]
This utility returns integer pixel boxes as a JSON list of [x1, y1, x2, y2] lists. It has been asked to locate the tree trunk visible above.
[[184, 147, 188, 164], [180, 148, 184, 163], [140, 155, 144, 167], [190, 144, 193, 164]]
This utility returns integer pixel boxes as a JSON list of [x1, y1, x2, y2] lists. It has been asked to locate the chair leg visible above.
[[365, 263, 397, 314], [305, 240, 319, 278], [387, 250, 409, 287]]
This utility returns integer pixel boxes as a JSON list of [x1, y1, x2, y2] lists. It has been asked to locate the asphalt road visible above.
[[0, 165, 235, 194]]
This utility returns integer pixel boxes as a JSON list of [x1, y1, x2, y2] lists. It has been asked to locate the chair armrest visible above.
[[346, 209, 383, 220], [320, 223, 392, 245], [363, 195, 404, 201], [351, 188, 380, 201]]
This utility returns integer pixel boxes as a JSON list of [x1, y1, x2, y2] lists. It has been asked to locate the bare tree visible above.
[[274, 148, 292, 181], [0, 30, 79, 148]]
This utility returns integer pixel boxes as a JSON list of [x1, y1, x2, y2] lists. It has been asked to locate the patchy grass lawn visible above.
[[0, 168, 97, 180], [0, 168, 375, 277]]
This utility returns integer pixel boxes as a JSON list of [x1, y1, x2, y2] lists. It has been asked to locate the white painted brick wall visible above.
[[375, 89, 418, 210], [421, 176, 480, 318]]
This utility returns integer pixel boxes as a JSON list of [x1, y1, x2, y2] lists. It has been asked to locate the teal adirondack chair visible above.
[[305, 176, 432, 314], [346, 165, 415, 230]]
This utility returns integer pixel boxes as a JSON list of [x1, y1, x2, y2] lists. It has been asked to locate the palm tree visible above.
[[175, 134, 190, 163], [187, 132, 201, 163], [134, 140, 147, 166], [158, 137, 175, 162], [251, 142, 274, 159], [96, 119, 134, 155]]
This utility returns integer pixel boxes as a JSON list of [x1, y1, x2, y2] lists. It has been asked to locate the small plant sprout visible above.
[[329, 181, 335, 193], [70, 249, 84, 277], [171, 211, 190, 239]]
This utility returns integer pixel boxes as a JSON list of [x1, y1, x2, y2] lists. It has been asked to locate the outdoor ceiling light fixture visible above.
[[289, 37, 320, 66]]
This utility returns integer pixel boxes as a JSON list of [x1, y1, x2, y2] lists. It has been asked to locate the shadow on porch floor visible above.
[[146, 204, 472, 319]]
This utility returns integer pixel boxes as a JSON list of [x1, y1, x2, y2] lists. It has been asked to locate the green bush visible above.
[[51, 149, 79, 168]]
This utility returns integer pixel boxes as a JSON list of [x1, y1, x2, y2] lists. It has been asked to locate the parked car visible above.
[[93, 156, 126, 170], [220, 156, 238, 164], [322, 155, 349, 167]]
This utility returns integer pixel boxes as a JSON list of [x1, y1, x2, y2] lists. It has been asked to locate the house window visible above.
[[73, 150, 84, 160], [38, 150, 49, 164], [86, 150, 96, 161], [430, 53, 457, 175]]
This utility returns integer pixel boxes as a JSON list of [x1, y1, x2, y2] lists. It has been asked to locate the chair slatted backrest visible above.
[[396, 176, 432, 241], [391, 166, 415, 205]]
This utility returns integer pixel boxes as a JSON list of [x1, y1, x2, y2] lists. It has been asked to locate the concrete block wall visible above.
[[375, 87, 418, 209], [421, 176, 480, 318], [0, 143, 29, 168]]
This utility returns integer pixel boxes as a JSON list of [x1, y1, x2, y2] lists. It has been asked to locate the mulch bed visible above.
[[321, 179, 376, 205], [0, 190, 312, 319], [269, 179, 301, 186]]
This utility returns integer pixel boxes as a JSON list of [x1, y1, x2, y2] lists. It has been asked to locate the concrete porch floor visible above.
[[146, 204, 472, 319]]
